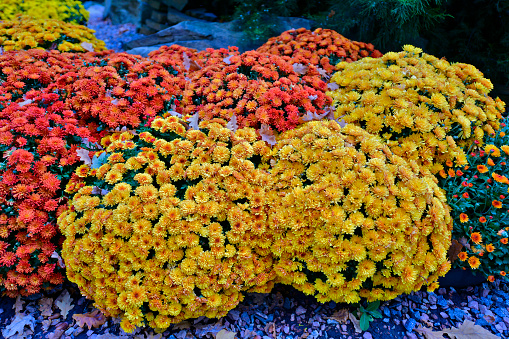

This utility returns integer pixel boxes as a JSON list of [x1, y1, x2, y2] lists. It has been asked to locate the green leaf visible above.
[[370, 310, 383, 319], [366, 300, 380, 312], [360, 313, 370, 331]]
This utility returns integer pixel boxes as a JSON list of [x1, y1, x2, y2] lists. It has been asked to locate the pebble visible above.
[[362, 332, 373, 339], [468, 300, 479, 310], [440, 312, 449, 319], [420, 313, 429, 322], [295, 306, 307, 315]]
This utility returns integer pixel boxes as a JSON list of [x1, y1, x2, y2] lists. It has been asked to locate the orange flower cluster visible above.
[[0, 49, 112, 102], [149, 45, 240, 77], [58, 115, 277, 332], [51, 52, 186, 130], [267, 120, 452, 303], [257, 28, 382, 76], [0, 91, 94, 297], [179, 51, 331, 132]]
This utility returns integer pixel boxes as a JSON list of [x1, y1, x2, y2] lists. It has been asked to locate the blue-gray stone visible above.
[[475, 318, 490, 327], [448, 308, 465, 321], [241, 312, 251, 324], [284, 298, 292, 310], [327, 319, 339, 325], [383, 318, 390, 323], [408, 295, 421, 303], [436, 296, 448, 308], [383, 307, 391, 317], [404, 318, 417, 332], [267, 314, 274, 322], [494, 308, 509, 318], [311, 330, 320, 338], [328, 301, 337, 309]]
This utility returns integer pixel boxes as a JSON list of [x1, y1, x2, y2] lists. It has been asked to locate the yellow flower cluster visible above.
[[327, 45, 506, 174], [268, 120, 453, 303], [0, 17, 105, 52], [0, 0, 89, 24], [58, 115, 277, 332]]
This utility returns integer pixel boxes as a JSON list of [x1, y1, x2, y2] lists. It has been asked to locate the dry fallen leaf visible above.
[[183, 52, 201, 72], [188, 112, 200, 130], [2, 313, 36, 339], [51, 251, 65, 268], [414, 325, 446, 339], [348, 312, 362, 333], [327, 82, 340, 91], [76, 148, 92, 166], [215, 329, 236, 339], [292, 63, 309, 75], [80, 42, 94, 52], [442, 320, 499, 339], [325, 309, 349, 324], [447, 239, 464, 262], [484, 314, 496, 324], [13, 296, 24, 314], [55, 291, 74, 318], [259, 124, 276, 146], [38, 298, 54, 317], [72, 309, 107, 329], [226, 115, 238, 133]]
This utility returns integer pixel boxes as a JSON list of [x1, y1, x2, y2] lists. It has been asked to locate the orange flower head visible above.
[[479, 216, 487, 223], [468, 256, 481, 269], [477, 165, 488, 173], [448, 168, 455, 177], [487, 158, 495, 166], [462, 192, 469, 198], [458, 251, 468, 261], [459, 213, 469, 223], [501, 271, 507, 276], [470, 232, 482, 244], [486, 244, 495, 252], [488, 275, 495, 282], [501, 238, 508, 244], [493, 200, 503, 208], [492, 172, 509, 184]]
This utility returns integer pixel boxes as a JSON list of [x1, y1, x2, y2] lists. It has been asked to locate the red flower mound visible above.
[[0, 49, 113, 102], [149, 45, 240, 77], [50, 52, 186, 130], [180, 51, 331, 132], [0, 91, 95, 297], [257, 28, 383, 76]]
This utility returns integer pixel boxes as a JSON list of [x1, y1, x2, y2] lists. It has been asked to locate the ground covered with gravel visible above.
[[1, 277, 509, 338]]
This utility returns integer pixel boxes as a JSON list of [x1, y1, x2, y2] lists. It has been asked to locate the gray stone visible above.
[[296, 306, 307, 316], [145, 18, 171, 31], [104, 0, 142, 25], [125, 16, 314, 56], [468, 300, 479, 310], [362, 333, 373, 339], [420, 313, 429, 322], [185, 8, 217, 21], [167, 7, 200, 25], [162, 0, 188, 11], [151, 9, 167, 23], [439, 312, 449, 319]]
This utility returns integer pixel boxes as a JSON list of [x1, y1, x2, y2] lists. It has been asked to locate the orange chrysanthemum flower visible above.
[[479, 216, 487, 223], [470, 232, 482, 244], [468, 256, 481, 269], [492, 172, 509, 184], [459, 213, 469, 223], [493, 200, 503, 208], [488, 275, 495, 282], [458, 251, 468, 261], [477, 165, 488, 173], [487, 158, 495, 166], [448, 168, 455, 177], [486, 244, 495, 252], [501, 238, 508, 244]]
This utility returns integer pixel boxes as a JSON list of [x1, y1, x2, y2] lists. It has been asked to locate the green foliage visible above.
[[311, 0, 449, 51], [356, 300, 382, 331]]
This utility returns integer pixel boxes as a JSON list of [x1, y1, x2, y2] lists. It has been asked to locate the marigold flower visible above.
[[470, 232, 482, 244], [458, 251, 468, 261], [477, 165, 488, 173], [501, 238, 508, 244], [468, 256, 481, 269], [486, 244, 495, 252], [493, 200, 503, 208], [459, 213, 469, 223], [487, 158, 495, 166]]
